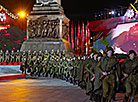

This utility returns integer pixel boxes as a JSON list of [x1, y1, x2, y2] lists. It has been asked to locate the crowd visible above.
[[0, 47, 137, 102]]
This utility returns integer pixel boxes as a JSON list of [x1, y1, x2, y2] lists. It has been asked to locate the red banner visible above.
[[81, 21, 85, 55], [74, 25, 77, 53], [71, 22, 74, 50], [85, 21, 90, 54], [77, 22, 80, 55]]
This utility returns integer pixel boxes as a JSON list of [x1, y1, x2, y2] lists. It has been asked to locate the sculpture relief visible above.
[[28, 17, 60, 39]]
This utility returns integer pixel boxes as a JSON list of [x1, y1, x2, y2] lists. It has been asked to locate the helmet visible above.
[[128, 50, 137, 56]]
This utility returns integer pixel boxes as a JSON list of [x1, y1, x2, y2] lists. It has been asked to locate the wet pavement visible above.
[[0, 78, 91, 102], [0, 77, 137, 102]]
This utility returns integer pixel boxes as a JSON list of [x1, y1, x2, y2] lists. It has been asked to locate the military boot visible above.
[[98, 95, 102, 102], [102, 97, 107, 102], [94, 94, 98, 102], [123, 96, 128, 102], [129, 99, 134, 102], [107, 99, 111, 102]]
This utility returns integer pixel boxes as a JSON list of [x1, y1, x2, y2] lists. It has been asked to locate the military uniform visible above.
[[0, 50, 4, 63], [96, 47, 118, 101], [10, 50, 15, 63], [79, 56, 87, 89], [27, 49, 32, 73], [15, 50, 21, 63], [30, 50, 38, 76], [121, 50, 138, 102], [42, 49, 49, 77], [20, 56, 27, 74], [49, 49, 56, 77], [4, 50, 10, 64]]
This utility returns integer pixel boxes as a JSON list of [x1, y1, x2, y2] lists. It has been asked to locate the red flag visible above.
[[86, 21, 90, 54], [85, 23, 88, 55], [77, 22, 80, 55], [88, 23, 90, 54], [74, 25, 77, 53], [81, 21, 85, 55], [71, 22, 74, 50]]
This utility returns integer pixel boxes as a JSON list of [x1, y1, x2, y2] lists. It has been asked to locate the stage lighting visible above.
[[111, 11, 115, 15], [18, 11, 26, 18], [109, 11, 115, 15]]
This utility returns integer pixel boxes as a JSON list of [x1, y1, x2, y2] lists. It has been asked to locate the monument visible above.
[[20, 0, 70, 52]]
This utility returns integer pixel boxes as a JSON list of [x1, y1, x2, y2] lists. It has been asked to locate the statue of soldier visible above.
[[0, 50, 4, 64], [4, 50, 10, 64]]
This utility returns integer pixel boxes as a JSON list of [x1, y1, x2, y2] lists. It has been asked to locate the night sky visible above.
[[0, 0, 136, 19]]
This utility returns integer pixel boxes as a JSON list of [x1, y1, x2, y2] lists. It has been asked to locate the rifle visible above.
[[121, 64, 138, 83], [99, 60, 119, 80], [85, 67, 95, 82]]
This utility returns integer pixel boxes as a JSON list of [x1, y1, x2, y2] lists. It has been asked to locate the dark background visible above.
[[0, 0, 136, 19]]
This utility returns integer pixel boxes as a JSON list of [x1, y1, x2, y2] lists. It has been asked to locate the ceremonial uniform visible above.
[[96, 47, 118, 101], [10, 50, 15, 63], [0, 50, 4, 63], [121, 50, 138, 102], [4, 50, 10, 64], [15, 50, 21, 63]]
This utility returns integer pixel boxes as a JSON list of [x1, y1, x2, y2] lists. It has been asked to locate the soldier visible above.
[[85, 52, 98, 99], [30, 50, 38, 76], [44, 49, 49, 59], [0, 50, 4, 63], [72, 56, 79, 85], [43, 49, 49, 77], [96, 47, 119, 102], [75, 55, 81, 85], [92, 52, 103, 102], [20, 56, 28, 74], [4, 50, 10, 64], [10, 50, 15, 63], [53, 49, 62, 78], [121, 50, 138, 102], [27, 49, 32, 73], [15, 50, 21, 63], [49, 49, 56, 77], [79, 55, 87, 89], [37, 50, 43, 76]]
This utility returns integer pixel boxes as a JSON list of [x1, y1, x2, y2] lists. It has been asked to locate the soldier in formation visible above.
[[0, 47, 137, 102]]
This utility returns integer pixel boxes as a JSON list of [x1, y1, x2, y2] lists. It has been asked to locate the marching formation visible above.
[[0, 47, 137, 102]]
